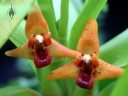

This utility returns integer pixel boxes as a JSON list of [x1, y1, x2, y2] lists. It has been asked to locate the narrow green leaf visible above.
[[37, 0, 58, 39], [100, 82, 115, 96], [100, 28, 128, 67], [0, 0, 34, 48], [69, 0, 107, 50], [49, 0, 56, 18], [58, 0, 69, 45], [0, 86, 41, 96], [110, 65, 128, 96], [67, 1, 78, 44]]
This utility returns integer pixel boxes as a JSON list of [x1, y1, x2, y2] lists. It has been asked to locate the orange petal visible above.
[[94, 59, 123, 80], [5, 39, 82, 60], [48, 59, 123, 80], [25, 4, 49, 38], [48, 62, 79, 80], [5, 42, 34, 59], [77, 19, 99, 56], [48, 39, 82, 59]]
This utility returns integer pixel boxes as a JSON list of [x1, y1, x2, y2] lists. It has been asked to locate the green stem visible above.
[[37, 68, 63, 96], [58, 0, 69, 45]]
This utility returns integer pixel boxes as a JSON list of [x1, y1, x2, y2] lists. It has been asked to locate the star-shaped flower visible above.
[[5, 4, 81, 68], [47, 19, 123, 89], [5, 3, 123, 90]]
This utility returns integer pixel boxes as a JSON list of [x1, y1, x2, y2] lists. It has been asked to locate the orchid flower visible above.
[[47, 19, 123, 89], [5, 3, 123, 90], [5, 4, 81, 68]]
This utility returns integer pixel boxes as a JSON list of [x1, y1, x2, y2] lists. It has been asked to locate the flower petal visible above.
[[48, 39, 82, 59], [48, 62, 79, 80], [94, 59, 123, 80], [77, 19, 99, 56], [25, 3, 49, 38], [5, 39, 82, 60], [48, 59, 123, 80], [5, 42, 34, 59]]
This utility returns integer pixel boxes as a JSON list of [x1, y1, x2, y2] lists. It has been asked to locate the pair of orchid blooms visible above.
[[5, 4, 123, 89]]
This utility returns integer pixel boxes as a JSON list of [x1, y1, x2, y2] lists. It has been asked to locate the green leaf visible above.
[[0, 0, 34, 48], [0, 86, 41, 96], [98, 79, 116, 94], [37, 0, 58, 39], [100, 28, 128, 67], [73, 86, 91, 96], [9, 20, 27, 47], [110, 65, 128, 96], [100, 82, 115, 96], [58, 0, 69, 45], [69, 0, 107, 50], [99, 29, 128, 93], [67, 1, 78, 44]]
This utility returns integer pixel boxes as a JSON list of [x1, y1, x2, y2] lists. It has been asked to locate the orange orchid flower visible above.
[[5, 3, 123, 90], [5, 4, 81, 68], [47, 19, 123, 89]]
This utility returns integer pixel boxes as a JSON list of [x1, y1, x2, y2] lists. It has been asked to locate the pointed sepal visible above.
[[48, 62, 79, 80], [48, 39, 82, 59], [5, 42, 34, 59], [48, 59, 123, 80], [77, 19, 99, 56], [94, 59, 123, 80], [25, 3, 49, 38], [5, 39, 82, 60]]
